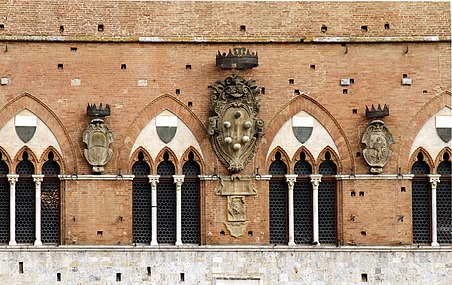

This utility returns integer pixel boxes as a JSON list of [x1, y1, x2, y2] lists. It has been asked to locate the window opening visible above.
[[181, 152, 200, 244], [269, 151, 288, 244], [411, 152, 431, 243], [157, 152, 176, 244], [318, 151, 337, 243], [42, 151, 61, 244], [132, 151, 151, 244], [0, 155, 9, 244]]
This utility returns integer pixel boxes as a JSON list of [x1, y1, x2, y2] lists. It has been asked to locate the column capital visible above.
[[148, 175, 160, 186], [285, 174, 298, 187], [428, 174, 441, 186], [32, 174, 45, 183], [7, 174, 19, 185], [173, 175, 185, 185], [310, 174, 322, 186]]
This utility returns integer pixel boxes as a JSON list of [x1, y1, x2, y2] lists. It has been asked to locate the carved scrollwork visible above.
[[361, 120, 394, 174], [208, 74, 264, 172]]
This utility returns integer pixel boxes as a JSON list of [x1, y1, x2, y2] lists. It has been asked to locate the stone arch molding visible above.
[[266, 110, 340, 164], [0, 93, 75, 171], [129, 109, 203, 165]]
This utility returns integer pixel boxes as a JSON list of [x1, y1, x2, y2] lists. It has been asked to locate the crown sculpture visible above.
[[362, 104, 393, 174], [216, 47, 258, 69], [83, 103, 114, 173]]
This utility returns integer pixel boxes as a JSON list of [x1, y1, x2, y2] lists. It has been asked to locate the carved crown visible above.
[[87, 103, 111, 117], [366, 104, 389, 119], [216, 47, 258, 69]]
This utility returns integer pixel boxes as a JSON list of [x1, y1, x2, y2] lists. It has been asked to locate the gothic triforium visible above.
[[208, 74, 264, 172], [83, 104, 114, 173], [361, 119, 394, 174]]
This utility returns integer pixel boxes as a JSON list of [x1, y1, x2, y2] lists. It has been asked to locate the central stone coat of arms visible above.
[[208, 74, 264, 172]]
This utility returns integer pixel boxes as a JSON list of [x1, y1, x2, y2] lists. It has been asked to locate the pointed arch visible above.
[[155, 147, 178, 175], [180, 147, 205, 175], [434, 147, 451, 174], [129, 147, 154, 174], [13, 146, 38, 174], [258, 94, 353, 173], [317, 146, 341, 175], [117, 94, 213, 173], [398, 90, 451, 172], [267, 147, 290, 174], [0, 93, 76, 172], [38, 146, 64, 175], [0, 146, 12, 173], [408, 147, 434, 174], [292, 146, 316, 174]]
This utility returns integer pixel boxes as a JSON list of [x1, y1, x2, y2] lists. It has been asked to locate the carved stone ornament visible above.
[[208, 74, 264, 172], [215, 175, 257, 196], [83, 118, 114, 173], [361, 120, 394, 174], [224, 221, 250, 238]]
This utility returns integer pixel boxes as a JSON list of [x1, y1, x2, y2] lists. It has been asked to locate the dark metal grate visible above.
[[157, 181, 176, 244], [411, 153, 430, 175], [294, 160, 312, 175], [16, 179, 35, 243], [183, 160, 200, 177], [16, 160, 34, 175], [42, 161, 60, 176], [181, 182, 200, 244], [0, 160, 9, 175], [269, 160, 287, 175], [0, 179, 9, 244], [318, 181, 336, 243], [269, 181, 288, 244], [412, 181, 431, 243], [157, 161, 175, 176], [437, 161, 451, 175], [319, 160, 337, 175], [437, 179, 451, 244], [41, 180, 60, 243], [132, 156, 151, 176], [132, 181, 151, 244], [294, 181, 313, 244]]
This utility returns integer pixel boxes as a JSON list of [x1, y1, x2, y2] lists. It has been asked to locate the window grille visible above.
[[157, 153, 176, 244], [132, 154, 151, 244], [269, 152, 287, 175], [294, 152, 312, 175], [182, 154, 200, 244], [41, 180, 60, 243], [412, 181, 431, 243], [294, 181, 313, 244], [269, 181, 288, 244], [15, 180, 35, 243], [437, 153, 451, 244], [0, 159, 9, 244], [319, 152, 337, 175], [0, 179, 9, 244], [16, 151, 35, 244], [411, 153, 430, 175], [42, 152, 60, 175], [318, 181, 336, 243]]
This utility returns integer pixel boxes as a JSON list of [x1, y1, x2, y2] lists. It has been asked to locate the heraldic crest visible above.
[[361, 119, 394, 174], [208, 74, 264, 172]]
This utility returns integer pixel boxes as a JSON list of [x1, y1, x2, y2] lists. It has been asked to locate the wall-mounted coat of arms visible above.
[[361, 119, 394, 174], [208, 74, 264, 172], [83, 104, 114, 173]]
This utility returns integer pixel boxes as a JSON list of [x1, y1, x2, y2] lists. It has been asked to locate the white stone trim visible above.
[[58, 174, 135, 180], [7, 174, 18, 246], [285, 175, 298, 246], [32, 175, 44, 246], [173, 175, 185, 246], [148, 175, 160, 246], [429, 174, 441, 247], [310, 174, 322, 246], [335, 174, 414, 180]]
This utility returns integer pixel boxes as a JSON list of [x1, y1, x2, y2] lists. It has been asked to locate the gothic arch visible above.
[[118, 94, 214, 174], [292, 146, 316, 172], [38, 146, 64, 174], [129, 147, 154, 174], [267, 147, 291, 174], [13, 146, 38, 174], [259, 94, 353, 173], [180, 147, 205, 175], [316, 146, 341, 175], [398, 90, 451, 172], [0, 146, 12, 172], [408, 147, 434, 173], [0, 92, 77, 173], [434, 147, 451, 174], [155, 147, 179, 175]]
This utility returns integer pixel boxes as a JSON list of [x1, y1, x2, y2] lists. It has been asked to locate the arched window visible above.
[[293, 151, 313, 244], [318, 151, 337, 244], [181, 151, 200, 244], [411, 152, 431, 244], [269, 151, 288, 244], [437, 152, 451, 244], [0, 154, 9, 244], [157, 151, 176, 244], [132, 151, 151, 244], [15, 151, 35, 244], [41, 151, 61, 244]]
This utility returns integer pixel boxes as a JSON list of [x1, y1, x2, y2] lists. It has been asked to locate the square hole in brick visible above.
[[343, 89, 348, 94], [310, 64, 316, 70], [19, 262, 24, 274], [384, 23, 390, 30], [356, 152, 361, 157], [121, 64, 126, 70], [403, 74, 408, 78], [248, 231, 253, 237], [361, 231, 367, 236], [147, 267, 151, 276], [240, 25, 246, 32], [57, 64, 64, 70], [351, 191, 356, 197], [352, 109, 358, 114], [294, 89, 300, 95], [175, 89, 180, 95], [180, 273, 185, 282], [57, 273, 61, 282], [361, 273, 368, 282], [59, 25, 64, 33], [261, 87, 265, 94], [98, 24, 104, 32], [361, 25, 368, 32], [401, 187, 406, 192], [350, 79, 354, 84], [188, 101, 193, 107], [116, 273, 121, 282], [289, 79, 295, 84], [186, 64, 191, 70], [321, 25, 327, 33], [423, 90, 427, 93], [359, 191, 364, 197], [220, 230, 225, 236], [0, 24, 4, 30], [97, 230, 103, 237], [70, 47, 78, 52]]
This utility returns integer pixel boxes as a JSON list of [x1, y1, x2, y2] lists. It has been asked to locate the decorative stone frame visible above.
[[38, 146, 64, 175], [13, 146, 38, 174], [408, 147, 434, 174], [292, 146, 316, 174], [433, 147, 451, 174], [266, 147, 290, 174], [316, 146, 341, 175], [0, 146, 12, 172], [154, 147, 179, 174], [180, 147, 205, 175], [129, 147, 154, 175]]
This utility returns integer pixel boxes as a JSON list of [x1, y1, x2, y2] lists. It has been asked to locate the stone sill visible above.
[[0, 35, 450, 44], [0, 245, 451, 252]]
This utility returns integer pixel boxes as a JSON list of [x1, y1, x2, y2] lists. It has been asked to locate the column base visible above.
[[431, 241, 440, 247], [150, 241, 158, 246], [8, 240, 17, 246], [34, 240, 42, 246], [288, 241, 296, 246], [175, 241, 183, 246]]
